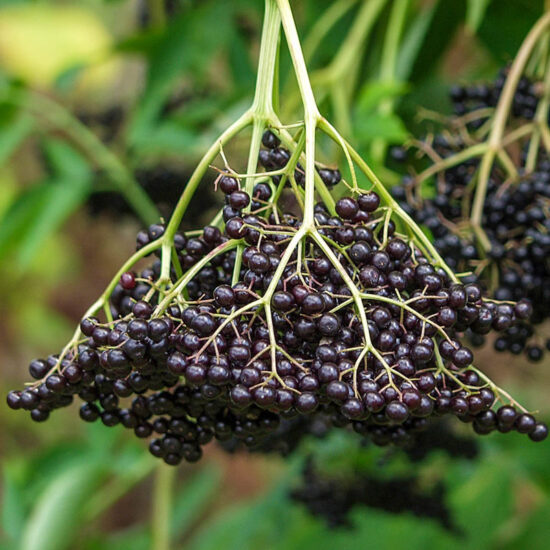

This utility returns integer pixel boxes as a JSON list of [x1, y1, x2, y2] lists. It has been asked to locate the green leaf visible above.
[[188, 483, 292, 550], [127, 4, 233, 148], [502, 500, 550, 550], [357, 81, 409, 113], [187, 503, 254, 550], [0, 140, 91, 267], [20, 463, 102, 550], [228, 26, 256, 91], [42, 139, 91, 180], [82, 528, 150, 550], [13, 299, 72, 349], [0, 183, 50, 262], [1, 467, 26, 542], [171, 465, 222, 538], [447, 458, 513, 545], [408, 0, 466, 83], [477, 0, 543, 60], [396, 1, 440, 81], [0, 108, 33, 166], [355, 112, 409, 143], [466, 0, 492, 33], [132, 120, 199, 157]]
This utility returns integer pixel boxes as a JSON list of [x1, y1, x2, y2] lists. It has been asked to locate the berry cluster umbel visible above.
[[393, 69, 550, 361], [450, 66, 542, 122], [7, 130, 547, 465]]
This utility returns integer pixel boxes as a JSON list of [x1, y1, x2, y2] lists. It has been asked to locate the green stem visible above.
[[273, 33, 281, 116], [276, 0, 320, 227], [302, 0, 358, 61], [159, 110, 253, 281], [152, 464, 175, 550], [471, 11, 550, 233], [526, 56, 550, 171], [415, 142, 488, 184], [251, 0, 282, 118], [158, 239, 241, 312], [324, 0, 388, 84], [371, 0, 410, 164], [235, 0, 281, 283], [319, 118, 457, 281]]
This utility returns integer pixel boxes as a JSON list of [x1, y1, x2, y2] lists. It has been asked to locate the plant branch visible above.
[[471, 11, 550, 236], [151, 464, 175, 550]]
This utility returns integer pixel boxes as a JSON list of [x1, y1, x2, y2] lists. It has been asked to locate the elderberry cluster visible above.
[[450, 66, 541, 121], [258, 128, 342, 189], [393, 72, 550, 361], [7, 129, 547, 466]]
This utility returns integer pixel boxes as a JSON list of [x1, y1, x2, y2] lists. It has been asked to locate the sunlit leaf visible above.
[[127, 3, 233, 148], [396, 1, 440, 81], [356, 81, 409, 113], [466, 0, 492, 33], [355, 112, 409, 143], [0, 5, 113, 88], [477, 0, 543, 60], [0, 108, 33, 166], [171, 465, 223, 538], [21, 463, 102, 550], [0, 140, 91, 267]]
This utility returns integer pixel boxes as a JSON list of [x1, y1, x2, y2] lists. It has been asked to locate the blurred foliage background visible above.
[[1, 0, 549, 549]]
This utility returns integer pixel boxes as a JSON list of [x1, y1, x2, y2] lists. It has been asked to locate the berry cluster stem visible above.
[[151, 463, 175, 550], [276, 0, 320, 228], [471, 11, 550, 243]]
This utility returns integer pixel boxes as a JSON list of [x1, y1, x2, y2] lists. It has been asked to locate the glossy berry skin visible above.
[[120, 272, 136, 290], [393, 68, 550, 361], [6, 138, 547, 470]]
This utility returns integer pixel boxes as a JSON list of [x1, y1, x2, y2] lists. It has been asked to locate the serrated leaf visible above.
[[21, 463, 102, 550]]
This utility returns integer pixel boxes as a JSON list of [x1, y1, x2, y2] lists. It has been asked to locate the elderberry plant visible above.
[[393, 12, 550, 361], [6, 0, 548, 467]]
